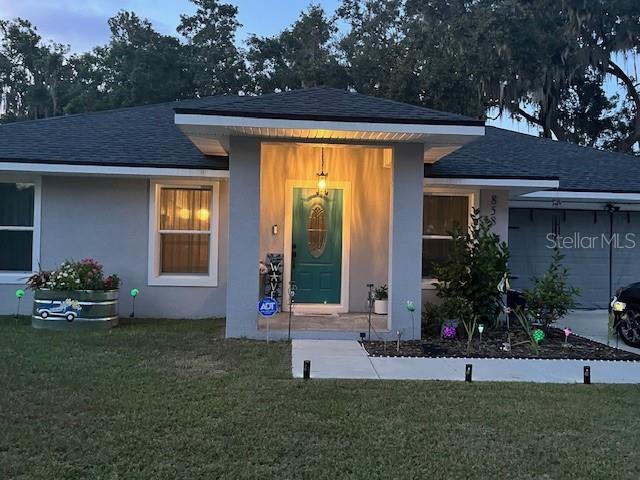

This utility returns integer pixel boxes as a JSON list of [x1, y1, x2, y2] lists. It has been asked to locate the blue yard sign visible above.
[[258, 297, 279, 317]]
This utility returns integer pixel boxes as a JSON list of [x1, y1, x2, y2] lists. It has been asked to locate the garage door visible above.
[[509, 208, 640, 309]]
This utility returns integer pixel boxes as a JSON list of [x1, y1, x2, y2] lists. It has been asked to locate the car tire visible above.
[[40, 311, 49, 319], [66, 313, 75, 322], [616, 308, 640, 348]]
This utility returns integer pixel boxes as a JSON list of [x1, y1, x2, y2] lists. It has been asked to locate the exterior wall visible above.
[[0, 175, 228, 318], [390, 143, 424, 339], [260, 143, 391, 312], [479, 189, 509, 243], [225, 137, 261, 337]]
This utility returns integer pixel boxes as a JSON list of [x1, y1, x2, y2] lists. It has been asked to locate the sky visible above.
[[0, 0, 342, 52], [0, 0, 582, 135]]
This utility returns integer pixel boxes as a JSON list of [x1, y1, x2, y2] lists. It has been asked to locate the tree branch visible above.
[[607, 59, 640, 153], [515, 107, 541, 127]]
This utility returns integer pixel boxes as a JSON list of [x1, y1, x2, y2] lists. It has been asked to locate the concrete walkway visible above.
[[291, 336, 640, 384], [291, 310, 640, 383], [557, 309, 640, 355]]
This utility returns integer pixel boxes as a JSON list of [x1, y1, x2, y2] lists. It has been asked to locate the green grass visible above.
[[2, 317, 640, 479]]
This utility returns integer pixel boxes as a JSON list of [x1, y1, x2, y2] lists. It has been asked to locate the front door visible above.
[[292, 187, 343, 304]]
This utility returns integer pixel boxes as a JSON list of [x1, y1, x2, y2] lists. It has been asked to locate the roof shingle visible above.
[[428, 127, 640, 193], [174, 86, 484, 126]]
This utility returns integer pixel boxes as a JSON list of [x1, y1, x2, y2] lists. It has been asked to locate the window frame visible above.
[[0, 176, 41, 284], [148, 179, 220, 287], [422, 189, 476, 289]]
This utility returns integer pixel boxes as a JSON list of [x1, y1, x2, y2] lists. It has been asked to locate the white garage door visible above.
[[509, 208, 640, 309]]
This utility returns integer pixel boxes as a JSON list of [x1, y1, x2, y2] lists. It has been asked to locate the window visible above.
[[422, 194, 471, 279], [0, 180, 40, 283], [149, 180, 219, 286]]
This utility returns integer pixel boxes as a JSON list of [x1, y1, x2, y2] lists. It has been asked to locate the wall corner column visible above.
[[226, 137, 261, 338], [389, 143, 424, 340]]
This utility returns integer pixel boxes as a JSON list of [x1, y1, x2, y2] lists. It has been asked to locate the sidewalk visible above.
[[292, 339, 640, 383]]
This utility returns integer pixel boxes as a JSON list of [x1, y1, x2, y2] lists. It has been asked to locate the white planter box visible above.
[[374, 299, 388, 315]]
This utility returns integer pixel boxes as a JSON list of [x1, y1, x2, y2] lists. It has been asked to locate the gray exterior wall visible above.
[[390, 143, 424, 339], [0, 175, 228, 318], [225, 137, 261, 337]]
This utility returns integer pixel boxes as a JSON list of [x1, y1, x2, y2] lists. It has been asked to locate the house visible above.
[[0, 87, 637, 338]]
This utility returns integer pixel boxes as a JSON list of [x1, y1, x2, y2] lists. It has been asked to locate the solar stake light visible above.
[[478, 323, 485, 342], [130, 288, 140, 318], [303, 360, 311, 380], [366, 284, 374, 342], [465, 364, 473, 382], [406, 300, 416, 338], [15, 289, 25, 318], [532, 329, 545, 344], [583, 366, 591, 384]]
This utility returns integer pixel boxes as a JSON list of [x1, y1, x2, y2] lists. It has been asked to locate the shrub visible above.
[[524, 249, 579, 328], [27, 259, 121, 291], [434, 209, 509, 328]]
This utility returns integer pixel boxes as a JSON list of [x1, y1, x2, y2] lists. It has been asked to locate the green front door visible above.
[[292, 187, 343, 304]]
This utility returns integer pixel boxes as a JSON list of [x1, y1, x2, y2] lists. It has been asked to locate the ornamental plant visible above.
[[374, 284, 388, 300], [434, 209, 509, 328], [27, 259, 120, 291], [523, 249, 579, 328]]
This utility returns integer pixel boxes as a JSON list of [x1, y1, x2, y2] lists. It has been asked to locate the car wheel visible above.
[[40, 311, 49, 319], [617, 308, 640, 348], [66, 313, 75, 322]]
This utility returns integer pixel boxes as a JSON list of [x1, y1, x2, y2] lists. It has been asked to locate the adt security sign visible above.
[[258, 297, 279, 317]]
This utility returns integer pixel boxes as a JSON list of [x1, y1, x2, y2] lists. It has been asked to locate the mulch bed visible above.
[[361, 327, 640, 361]]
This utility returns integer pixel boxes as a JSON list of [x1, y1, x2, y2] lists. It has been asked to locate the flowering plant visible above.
[[27, 259, 120, 291]]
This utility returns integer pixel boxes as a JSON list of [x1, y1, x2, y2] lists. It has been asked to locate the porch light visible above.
[[316, 148, 328, 196]]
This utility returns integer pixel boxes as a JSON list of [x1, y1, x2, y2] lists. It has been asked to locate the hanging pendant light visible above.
[[316, 148, 328, 196]]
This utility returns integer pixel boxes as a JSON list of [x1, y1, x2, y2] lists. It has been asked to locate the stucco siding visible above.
[[0, 175, 228, 318]]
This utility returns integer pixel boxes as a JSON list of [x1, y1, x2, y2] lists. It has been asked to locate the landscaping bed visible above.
[[362, 327, 640, 361]]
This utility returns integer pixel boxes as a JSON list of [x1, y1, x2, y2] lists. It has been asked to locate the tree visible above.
[[0, 18, 73, 122], [464, 0, 640, 153], [337, 0, 407, 100], [178, 0, 246, 96], [247, 5, 347, 93], [99, 11, 191, 108]]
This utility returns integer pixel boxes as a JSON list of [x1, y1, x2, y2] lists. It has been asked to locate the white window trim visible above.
[[422, 189, 476, 290], [0, 176, 41, 284], [148, 179, 219, 287]]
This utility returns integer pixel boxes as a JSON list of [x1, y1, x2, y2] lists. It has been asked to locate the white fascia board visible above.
[[522, 190, 640, 201], [424, 177, 559, 189], [0, 161, 229, 178], [510, 200, 640, 210], [175, 113, 486, 137]]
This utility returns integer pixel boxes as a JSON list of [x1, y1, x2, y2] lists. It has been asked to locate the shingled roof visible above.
[[0, 87, 481, 169], [174, 86, 484, 126], [428, 127, 640, 193], [0, 97, 229, 170]]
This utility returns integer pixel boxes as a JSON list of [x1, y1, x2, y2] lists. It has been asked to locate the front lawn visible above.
[[2, 317, 639, 479]]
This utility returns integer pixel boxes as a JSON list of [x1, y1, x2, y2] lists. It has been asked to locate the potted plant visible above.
[[374, 284, 388, 315], [27, 258, 121, 330]]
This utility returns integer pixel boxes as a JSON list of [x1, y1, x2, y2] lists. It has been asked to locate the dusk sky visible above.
[[0, 0, 342, 52], [0, 0, 545, 133]]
